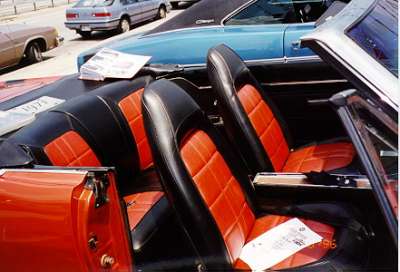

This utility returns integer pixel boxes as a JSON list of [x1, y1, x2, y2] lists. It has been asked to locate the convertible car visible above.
[[0, 0, 397, 271], [77, 0, 349, 83]]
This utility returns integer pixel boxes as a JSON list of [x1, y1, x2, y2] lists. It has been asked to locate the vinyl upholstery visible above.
[[44, 131, 101, 167], [118, 88, 153, 170], [43, 130, 163, 230], [238, 84, 356, 173], [181, 130, 335, 269], [207, 44, 356, 174], [142, 79, 367, 270], [181, 130, 255, 262], [124, 192, 164, 230]]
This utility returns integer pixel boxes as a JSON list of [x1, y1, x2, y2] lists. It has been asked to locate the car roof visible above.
[[146, 0, 250, 35]]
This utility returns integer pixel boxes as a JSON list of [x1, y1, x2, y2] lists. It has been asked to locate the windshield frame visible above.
[[333, 89, 398, 244], [300, 0, 399, 110]]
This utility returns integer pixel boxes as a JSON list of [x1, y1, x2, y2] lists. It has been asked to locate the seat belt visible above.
[[305, 171, 358, 187], [263, 205, 371, 239]]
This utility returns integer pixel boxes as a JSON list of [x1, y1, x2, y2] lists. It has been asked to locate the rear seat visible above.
[[7, 77, 169, 252]]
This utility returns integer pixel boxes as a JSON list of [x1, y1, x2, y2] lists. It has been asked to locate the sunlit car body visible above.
[[0, 0, 397, 270], [65, 0, 171, 38], [0, 24, 63, 69], [77, 0, 347, 73]]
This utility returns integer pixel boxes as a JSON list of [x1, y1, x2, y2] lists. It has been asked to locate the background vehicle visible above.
[[0, 24, 63, 69], [0, 0, 397, 270], [77, 0, 348, 81], [65, 0, 171, 38]]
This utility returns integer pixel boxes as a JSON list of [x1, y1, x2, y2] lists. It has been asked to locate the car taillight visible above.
[[66, 13, 78, 19], [92, 12, 111, 17]]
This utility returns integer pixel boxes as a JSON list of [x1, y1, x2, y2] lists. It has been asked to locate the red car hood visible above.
[[0, 76, 62, 104]]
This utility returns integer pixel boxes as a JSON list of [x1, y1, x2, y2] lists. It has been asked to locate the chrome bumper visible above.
[[65, 20, 120, 31]]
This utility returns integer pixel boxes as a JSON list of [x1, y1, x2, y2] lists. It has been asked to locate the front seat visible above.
[[207, 44, 355, 175], [141, 79, 368, 271]]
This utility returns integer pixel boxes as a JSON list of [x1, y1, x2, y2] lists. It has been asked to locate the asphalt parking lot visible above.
[[0, 4, 184, 81]]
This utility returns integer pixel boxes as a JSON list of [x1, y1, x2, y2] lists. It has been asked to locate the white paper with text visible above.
[[79, 48, 151, 81], [239, 218, 322, 270]]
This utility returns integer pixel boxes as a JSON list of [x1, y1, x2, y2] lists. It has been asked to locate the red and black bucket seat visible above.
[[207, 44, 356, 175], [141, 79, 369, 271]]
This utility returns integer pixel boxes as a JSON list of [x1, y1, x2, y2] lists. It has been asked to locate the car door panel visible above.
[[0, 168, 133, 272], [139, 0, 154, 20], [0, 30, 17, 67], [126, 0, 143, 23]]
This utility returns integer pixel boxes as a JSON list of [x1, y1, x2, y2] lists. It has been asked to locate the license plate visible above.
[[81, 25, 91, 31], [8, 96, 65, 115]]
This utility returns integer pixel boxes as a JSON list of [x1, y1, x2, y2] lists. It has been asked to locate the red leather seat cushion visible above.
[[124, 191, 164, 230], [237, 84, 355, 173], [235, 215, 335, 270], [283, 142, 355, 173]]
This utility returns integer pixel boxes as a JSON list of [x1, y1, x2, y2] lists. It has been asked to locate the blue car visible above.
[[78, 0, 346, 68]]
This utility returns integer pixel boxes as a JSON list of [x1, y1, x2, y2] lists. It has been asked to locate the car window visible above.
[[225, 0, 334, 25], [346, 0, 398, 77], [121, 0, 136, 4], [349, 97, 398, 214], [74, 0, 114, 7]]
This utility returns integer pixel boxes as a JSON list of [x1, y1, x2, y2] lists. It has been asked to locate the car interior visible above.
[[0, 43, 397, 271]]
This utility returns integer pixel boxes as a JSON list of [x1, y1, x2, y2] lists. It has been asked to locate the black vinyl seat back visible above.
[[142, 79, 257, 270], [7, 93, 141, 186], [7, 110, 101, 167], [89, 76, 154, 173], [51, 94, 140, 182], [207, 44, 293, 174]]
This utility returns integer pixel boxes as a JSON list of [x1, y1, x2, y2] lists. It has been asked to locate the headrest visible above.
[[142, 79, 204, 143], [207, 44, 252, 91]]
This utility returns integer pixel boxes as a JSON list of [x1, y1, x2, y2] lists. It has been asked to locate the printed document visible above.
[[239, 218, 322, 270], [79, 48, 151, 81]]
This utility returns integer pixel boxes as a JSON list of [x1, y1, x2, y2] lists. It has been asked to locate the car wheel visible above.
[[118, 17, 130, 34], [77, 30, 92, 39], [25, 42, 43, 64], [171, 2, 179, 9], [157, 6, 167, 19]]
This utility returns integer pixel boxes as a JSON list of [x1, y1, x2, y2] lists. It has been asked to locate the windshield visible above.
[[74, 0, 114, 7], [346, 0, 398, 77]]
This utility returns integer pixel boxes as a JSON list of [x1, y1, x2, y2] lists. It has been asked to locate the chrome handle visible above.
[[291, 40, 301, 50]]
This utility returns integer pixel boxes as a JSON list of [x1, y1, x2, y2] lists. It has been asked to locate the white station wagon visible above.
[[65, 0, 171, 38]]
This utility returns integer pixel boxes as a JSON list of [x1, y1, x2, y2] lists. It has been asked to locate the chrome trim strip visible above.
[[262, 79, 348, 86], [221, 0, 257, 25], [180, 55, 321, 69], [0, 168, 88, 175], [142, 25, 223, 38]]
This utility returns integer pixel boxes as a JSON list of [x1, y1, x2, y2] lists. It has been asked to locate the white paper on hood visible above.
[[79, 48, 151, 81]]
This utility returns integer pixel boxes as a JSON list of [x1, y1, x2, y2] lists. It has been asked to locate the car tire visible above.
[[25, 42, 43, 64], [77, 31, 92, 39], [171, 2, 179, 9], [157, 6, 167, 19], [118, 17, 130, 34]]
